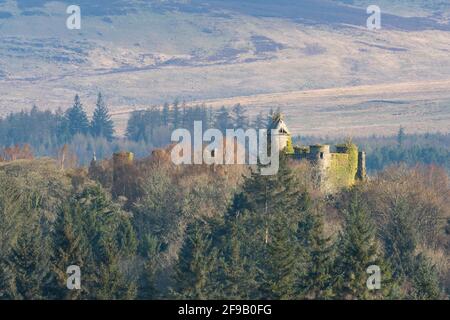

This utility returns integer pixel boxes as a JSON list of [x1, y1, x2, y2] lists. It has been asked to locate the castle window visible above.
[[320, 152, 324, 159]]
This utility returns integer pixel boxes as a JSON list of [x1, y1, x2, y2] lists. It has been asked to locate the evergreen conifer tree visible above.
[[91, 93, 115, 141], [66, 94, 90, 137], [219, 217, 259, 299], [225, 155, 309, 299], [333, 191, 384, 299], [409, 253, 442, 300], [215, 106, 231, 133], [296, 206, 334, 299], [172, 223, 217, 299], [231, 103, 248, 129], [8, 224, 53, 299]]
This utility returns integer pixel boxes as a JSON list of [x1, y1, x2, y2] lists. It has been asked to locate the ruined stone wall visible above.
[[292, 143, 361, 193]]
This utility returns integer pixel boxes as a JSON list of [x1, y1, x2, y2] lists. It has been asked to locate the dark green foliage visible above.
[[0, 106, 69, 153], [91, 93, 115, 141], [51, 185, 138, 299], [296, 206, 334, 299], [409, 253, 443, 300], [222, 155, 310, 299], [8, 223, 53, 300], [0, 103, 449, 301], [383, 199, 417, 278], [66, 95, 90, 136], [138, 235, 161, 299], [261, 209, 299, 299], [333, 191, 383, 299], [172, 222, 218, 299], [217, 217, 260, 299]]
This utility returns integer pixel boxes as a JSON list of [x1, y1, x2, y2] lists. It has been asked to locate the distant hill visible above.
[[0, 0, 449, 136]]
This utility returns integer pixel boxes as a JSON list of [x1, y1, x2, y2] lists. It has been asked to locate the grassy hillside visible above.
[[0, 0, 449, 136]]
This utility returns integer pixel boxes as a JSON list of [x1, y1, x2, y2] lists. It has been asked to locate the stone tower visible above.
[[268, 113, 294, 153]]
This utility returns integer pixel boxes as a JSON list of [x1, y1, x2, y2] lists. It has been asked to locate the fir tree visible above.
[[126, 110, 145, 141], [66, 94, 90, 137], [333, 191, 384, 299], [231, 103, 248, 129], [397, 126, 405, 147], [138, 235, 160, 299], [172, 223, 218, 299], [253, 111, 267, 130], [51, 203, 91, 299], [8, 224, 53, 299], [162, 102, 170, 127], [94, 237, 137, 300], [409, 253, 443, 300], [261, 209, 299, 299], [383, 198, 417, 278], [226, 155, 308, 298], [296, 206, 334, 299], [219, 217, 259, 299], [172, 100, 181, 129], [91, 93, 115, 141], [215, 106, 231, 133]]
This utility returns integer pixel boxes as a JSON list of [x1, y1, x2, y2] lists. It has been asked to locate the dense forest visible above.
[[0, 151, 448, 299], [0, 95, 449, 300]]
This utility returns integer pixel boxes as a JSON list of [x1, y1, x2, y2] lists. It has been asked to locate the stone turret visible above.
[[268, 113, 294, 153], [309, 144, 330, 161]]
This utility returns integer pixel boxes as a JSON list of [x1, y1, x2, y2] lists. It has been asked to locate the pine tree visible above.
[[219, 217, 259, 299], [0, 261, 14, 299], [261, 209, 299, 299], [162, 102, 170, 127], [126, 110, 146, 141], [231, 103, 248, 129], [51, 203, 92, 299], [8, 224, 53, 299], [52, 185, 138, 300], [66, 94, 90, 137], [215, 106, 231, 133], [172, 222, 217, 299], [225, 155, 308, 298], [333, 191, 384, 300], [397, 126, 405, 147], [94, 237, 137, 300], [172, 100, 181, 129], [409, 253, 442, 300], [91, 93, 115, 141], [296, 206, 334, 299], [138, 235, 160, 299], [383, 198, 417, 278], [253, 111, 267, 130]]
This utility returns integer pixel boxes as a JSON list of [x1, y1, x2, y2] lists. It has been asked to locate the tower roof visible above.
[[268, 112, 290, 135]]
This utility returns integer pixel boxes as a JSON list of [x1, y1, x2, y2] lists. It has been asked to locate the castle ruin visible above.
[[269, 113, 366, 193]]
